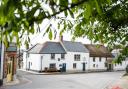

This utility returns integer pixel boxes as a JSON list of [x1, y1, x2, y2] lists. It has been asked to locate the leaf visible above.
[[94, 0, 102, 15], [84, 3, 92, 19], [106, 0, 111, 5], [26, 5, 40, 20], [49, 29, 52, 40], [72, 0, 78, 3], [68, 9, 74, 18], [64, 10, 68, 17], [43, 25, 50, 36]]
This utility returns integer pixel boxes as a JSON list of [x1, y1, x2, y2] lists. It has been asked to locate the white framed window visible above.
[[99, 57, 102, 62], [51, 53, 55, 59], [49, 63, 56, 68], [93, 64, 95, 67], [74, 54, 80, 61], [93, 57, 95, 62], [61, 54, 65, 59]]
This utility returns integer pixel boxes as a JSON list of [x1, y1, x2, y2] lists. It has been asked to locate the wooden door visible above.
[[7, 60, 13, 82]]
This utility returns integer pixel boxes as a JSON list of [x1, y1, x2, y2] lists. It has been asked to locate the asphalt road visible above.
[[1, 70, 125, 89]]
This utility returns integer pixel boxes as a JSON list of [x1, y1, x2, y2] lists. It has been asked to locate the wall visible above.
[[25, 52, 90, 72], [89, 57, 107, 71], [23, 52, 27, 70], [113, 58, 128, 71], [64, 52, 89, 72]]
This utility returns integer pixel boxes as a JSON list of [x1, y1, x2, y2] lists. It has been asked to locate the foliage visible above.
[[0, 0, 128, 62]]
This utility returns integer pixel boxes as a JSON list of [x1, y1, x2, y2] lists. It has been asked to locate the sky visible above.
[[20, 18, 91, 49]]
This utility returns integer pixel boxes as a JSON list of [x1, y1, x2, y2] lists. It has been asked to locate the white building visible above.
[[85, 44, 113, 71], [112, 49, 128, 71], [23, 40, 89, 72]]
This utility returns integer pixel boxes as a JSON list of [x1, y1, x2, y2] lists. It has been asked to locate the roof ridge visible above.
[[63, 40, 81, 43]]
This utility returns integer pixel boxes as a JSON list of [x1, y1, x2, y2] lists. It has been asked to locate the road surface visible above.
[[1, 70, 125, 89]]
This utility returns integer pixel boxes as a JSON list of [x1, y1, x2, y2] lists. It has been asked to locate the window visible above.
[[74, 54, 80, 61], [73, 63, 77, 69], [105, 62, 107, 67], [93, 64, 95, 67], [99, 57, 102, 62], [93, 57, 95, 62], [51, 54, 55, 59], [49, 63, 56, 68], [61, 54, 65, 59]]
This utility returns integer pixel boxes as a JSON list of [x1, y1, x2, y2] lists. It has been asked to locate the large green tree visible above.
[[0, 0, 128, 62]]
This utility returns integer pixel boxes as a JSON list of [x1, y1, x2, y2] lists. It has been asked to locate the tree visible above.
[[0, 0, 128, 62]]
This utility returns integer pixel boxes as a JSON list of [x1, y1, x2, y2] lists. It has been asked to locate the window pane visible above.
[[61, 54, 65, 59], [99, 57, 101, 62], [49, 63, 56, 68], [93, 57, 95, 62], [51, 54, 55, 59]]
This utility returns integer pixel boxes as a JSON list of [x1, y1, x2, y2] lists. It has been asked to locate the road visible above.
[[1, 70, 125, 89]]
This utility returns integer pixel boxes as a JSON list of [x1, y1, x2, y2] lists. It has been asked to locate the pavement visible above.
[[4, 79, 20, 86], [107, 74, 128, 89], [18, 69, 114, 75]]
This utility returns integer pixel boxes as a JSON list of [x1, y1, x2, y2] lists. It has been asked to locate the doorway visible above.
[[62, 63, 66, 72], [82, 62, 86, 71], [7, 60, 13, 82]]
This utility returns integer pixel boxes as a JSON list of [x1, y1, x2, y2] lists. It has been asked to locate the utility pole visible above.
[[0, 27, 4, 86]]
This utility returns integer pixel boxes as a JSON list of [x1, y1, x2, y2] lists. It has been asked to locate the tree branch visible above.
[[36, 0, 87, 21]]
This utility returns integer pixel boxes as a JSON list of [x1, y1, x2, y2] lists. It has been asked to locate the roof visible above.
[[84, 44, 113, 57], [28, 42, 66, 54], [62, 41, 89, 53]]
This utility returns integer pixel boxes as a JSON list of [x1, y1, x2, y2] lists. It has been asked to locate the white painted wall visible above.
[[23, 52, 90, 72], [89, 57, 107, 70], [113, 58, 128, 71], [64, 52, 89, 72]]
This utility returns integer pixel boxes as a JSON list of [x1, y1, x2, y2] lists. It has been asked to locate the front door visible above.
[[7, 61, 13, 82], [108, 64, 113, 71], [62, 63, 66, 72], [82, 63, 86, 71]]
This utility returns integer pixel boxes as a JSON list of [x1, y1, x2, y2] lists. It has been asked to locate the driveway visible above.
[[2, 70, 125, 89]]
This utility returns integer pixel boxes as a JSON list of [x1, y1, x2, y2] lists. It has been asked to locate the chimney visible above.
[[59, 35, 63, 42]]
